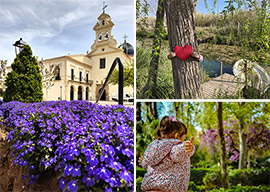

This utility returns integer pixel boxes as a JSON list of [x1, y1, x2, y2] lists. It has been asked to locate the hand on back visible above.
[[184, 136, 193, 154]]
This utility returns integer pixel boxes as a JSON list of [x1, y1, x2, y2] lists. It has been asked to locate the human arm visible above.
[[141, 140, 173, 170], [170, 137, 195, 163]]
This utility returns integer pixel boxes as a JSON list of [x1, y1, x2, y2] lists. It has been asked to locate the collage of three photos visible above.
[[0, 0, 270, 191]]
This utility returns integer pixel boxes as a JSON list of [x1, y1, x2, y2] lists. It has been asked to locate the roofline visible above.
[[42, 55, 92, 69]]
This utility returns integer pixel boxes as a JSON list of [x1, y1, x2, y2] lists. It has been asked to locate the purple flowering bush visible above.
[[0, 100, 134, 192], [199, 119, 270, 162]]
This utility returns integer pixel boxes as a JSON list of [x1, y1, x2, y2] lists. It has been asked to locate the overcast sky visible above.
[[0, 0, 135, 66]]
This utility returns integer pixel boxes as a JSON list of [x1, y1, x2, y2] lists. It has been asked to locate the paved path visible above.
[[202, 73, 245, 99]]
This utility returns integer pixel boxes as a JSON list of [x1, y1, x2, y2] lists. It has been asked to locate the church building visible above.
[[41, 9, 134, 101]]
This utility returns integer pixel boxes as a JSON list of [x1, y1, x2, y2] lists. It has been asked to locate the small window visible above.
[[71, 69, 74, 80], [86, 73, 89, 83], [102, 20, 105, 25], [79, 71, 82, 82], [105, 32, 109, 40], [98, 34, 102, 41], [55, 69, 61, 80], [100, 58, 106, 69]]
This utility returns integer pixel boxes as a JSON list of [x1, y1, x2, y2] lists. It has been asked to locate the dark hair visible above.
[[156, 116, 187, 140]]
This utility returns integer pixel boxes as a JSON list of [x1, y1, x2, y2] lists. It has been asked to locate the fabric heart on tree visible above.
[[173, 45, 193, 61]]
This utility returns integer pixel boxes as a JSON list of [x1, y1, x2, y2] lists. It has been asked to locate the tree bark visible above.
[[146, 102, 158, 119], [153, 102, 158, 119], [173, 102, 180, 118], [164, 0, 203, 99], [238, 102, 247, 169], [217, 102, 229, 189], [142, 0, 165, 98], [136, 102, 142, 122]]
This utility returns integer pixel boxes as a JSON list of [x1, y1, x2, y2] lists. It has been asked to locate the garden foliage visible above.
[[136, 166, 270, 191], [3, 45, 43, 103], [0, 100, 134, 192]]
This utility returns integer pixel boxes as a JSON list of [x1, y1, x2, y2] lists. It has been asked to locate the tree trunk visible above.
[[142, 0, 165, 98], [238, 103, 247, 169], [164, 0, 203, 99], [136, 102, 142, 122], [173, 102, 180, 118], [247, 150, 250, 170], [146, 102, 158, 119], [153, 102, 158, 119], [217, 102, 229, 189]]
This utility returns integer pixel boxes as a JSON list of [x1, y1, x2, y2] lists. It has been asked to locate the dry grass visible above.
[[198, 44, 242, 65]]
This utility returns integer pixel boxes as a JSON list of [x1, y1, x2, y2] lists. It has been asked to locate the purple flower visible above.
[[100, 153, 112, 164], [82, 147, 94, 156], [67, 153, 74, 161], [121, 148, 133, 158], [97, 166, 112, 180], [60, 178, 66, 190], [85, 165, 96, 176], [82, 176, 95, 187], [67, 180, 77, 192], [109, 161, 123, 172], [73, 166, 81, 177], [119, 169, 133, 183], [29, 165, 35, 170], [86, 156, 98, 167], [64, 165, 73, 176], [106, 176, 121, 188]]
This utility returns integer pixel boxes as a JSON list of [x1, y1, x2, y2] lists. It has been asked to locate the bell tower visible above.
[[88, 2, 119, 55]]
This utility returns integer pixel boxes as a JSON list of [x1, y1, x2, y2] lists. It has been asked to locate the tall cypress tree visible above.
[[4, 45, 43, 103]]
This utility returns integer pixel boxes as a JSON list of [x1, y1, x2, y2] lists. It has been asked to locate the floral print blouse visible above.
[[141, 138, 195, 192]]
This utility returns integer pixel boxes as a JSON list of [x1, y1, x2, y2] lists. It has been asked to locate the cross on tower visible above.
[[102, 1, 108, 13], [123, 35, 128, 43]]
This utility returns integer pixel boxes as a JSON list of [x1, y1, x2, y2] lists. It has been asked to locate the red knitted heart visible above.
[[173, 45, 193, 61]]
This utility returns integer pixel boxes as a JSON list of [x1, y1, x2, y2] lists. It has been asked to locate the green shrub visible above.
[[229, 169, 248, 186], [136, 30, 149, 39], [246, 168, 270, 186], [136, 177, 143, 192], [212, 185, 270, 192], [188, 181, 205, 192], [190, 168, 213, 185], [148, 31, 155, 38], [4, 45, 43, 103], [136, 166, 146, 178], [203, 169, 222, 190], [229, 168, 270, 186], [197, 30, 206, 39], [196, 160, 212, 168]]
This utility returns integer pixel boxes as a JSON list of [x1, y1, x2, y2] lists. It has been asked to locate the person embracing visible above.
[[139, 116, 195, 192]]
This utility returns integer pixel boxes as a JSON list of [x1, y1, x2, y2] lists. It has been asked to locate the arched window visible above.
[[98, 34, 102, 41], [78, 86, 82, 100], [105, 32, 109, 40], [86, 87, 89, 100], [70, 86, 74, 101]]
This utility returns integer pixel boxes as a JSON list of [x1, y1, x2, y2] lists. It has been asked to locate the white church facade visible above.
[[41, 11, 134, 101]]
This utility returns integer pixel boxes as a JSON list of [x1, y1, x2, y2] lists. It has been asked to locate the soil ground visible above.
[[0, 124, 60, 192]]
